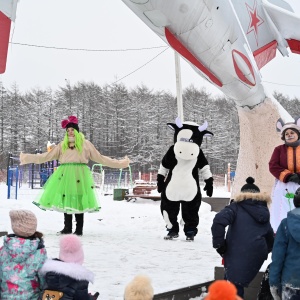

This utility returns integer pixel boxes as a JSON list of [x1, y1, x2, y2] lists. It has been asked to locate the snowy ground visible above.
[[0, 182, 262, 299]]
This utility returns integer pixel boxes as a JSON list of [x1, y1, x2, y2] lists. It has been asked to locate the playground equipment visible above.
[[23, 148, 58, 189], [7, 152, 22, 199], [118, 165, 133, 189], [7, 165, 19, 199], [28, 159, 58, 189], [24, 142, 56, 188], [91, 164, 105, 195], [113, 166, 134, 200], [91, 163, 133, 199]]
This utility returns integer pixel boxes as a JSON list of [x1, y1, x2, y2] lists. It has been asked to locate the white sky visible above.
[[0, 0, 300, 98]]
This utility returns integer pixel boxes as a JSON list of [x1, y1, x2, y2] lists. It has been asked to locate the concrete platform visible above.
[[124, 196, 231, 210], [153, 281, 213, 300], [153, 267, 265, 300], [215, 266, 264, 300], [202, 197, 230, 212], [125, 194, 161, 201]]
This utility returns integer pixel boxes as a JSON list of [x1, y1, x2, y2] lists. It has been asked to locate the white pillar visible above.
[[174, 51, 184, 121], [232, 98, 292, 197]]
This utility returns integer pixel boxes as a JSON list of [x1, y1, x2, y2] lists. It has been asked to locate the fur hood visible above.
[[234, 192, 271, 205], [39, 259, 94, 283]]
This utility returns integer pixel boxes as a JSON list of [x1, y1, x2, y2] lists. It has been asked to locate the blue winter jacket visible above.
[[269, 208, 300, 290], [0, 234, 47, 299], [211, 192, 274, 287]]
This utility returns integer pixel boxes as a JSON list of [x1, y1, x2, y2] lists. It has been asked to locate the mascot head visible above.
[[167, 117, 213, 160]]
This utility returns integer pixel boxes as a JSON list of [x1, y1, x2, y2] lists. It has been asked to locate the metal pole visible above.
[[15, 166, 19, 199], [128, 165, 133, 188], [227, 163, 231, 192], [7, 152, 11, 186], [174, 51, 184, 121], [118, 169, 122, 188], [7, 169, 11, 199], [31, 163, 34, 189]]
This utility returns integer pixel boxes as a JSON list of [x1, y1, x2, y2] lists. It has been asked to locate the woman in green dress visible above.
[[20, 115, 130, 236]]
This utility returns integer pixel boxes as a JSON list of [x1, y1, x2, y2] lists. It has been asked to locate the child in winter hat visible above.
[[240, 177, 260, 193], [205, 280, 243, 300], [0, 209, 47, 300], [269, 186, 300, 299], [124, 274, 154, 300], [9, 209, 37, 237], [59, 233, 84, 264], [211, 177, 273, 298], [39, 234, 99, 299]]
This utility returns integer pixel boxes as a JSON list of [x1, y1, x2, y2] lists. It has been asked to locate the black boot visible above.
[[74, 214, 84, 236], [58, 213, 73, 234], [164, 230, 179, 240], [185, 230, 196, 241]]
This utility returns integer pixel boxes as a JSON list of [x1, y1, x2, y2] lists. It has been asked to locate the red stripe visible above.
[[287, 39, 300, 55], [232, 50, 255, 86], [165, 27, 222, 87], [253, 40, 277, 70]]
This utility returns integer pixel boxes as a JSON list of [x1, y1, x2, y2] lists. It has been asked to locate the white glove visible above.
[[270, 286, 281, 300]]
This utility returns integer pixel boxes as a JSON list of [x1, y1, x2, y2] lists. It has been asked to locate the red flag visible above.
[[0, 11, 11, 74]]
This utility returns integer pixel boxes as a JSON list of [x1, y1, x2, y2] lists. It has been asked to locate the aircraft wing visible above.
[[122, 0, 267, 106], [262, 0, 300, 55], [122, 0, 300, 107], [0, 0, 18, 74]]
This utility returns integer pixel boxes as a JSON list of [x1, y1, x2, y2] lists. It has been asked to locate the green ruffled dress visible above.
[[33, 163, 100, 214]]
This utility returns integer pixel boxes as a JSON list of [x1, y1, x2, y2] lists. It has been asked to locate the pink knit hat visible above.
[[59, 234, 84, 265], [9, 209, 37, 237]]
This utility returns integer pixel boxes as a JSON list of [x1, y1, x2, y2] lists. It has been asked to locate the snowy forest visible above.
[[0, 81, 299, 176]]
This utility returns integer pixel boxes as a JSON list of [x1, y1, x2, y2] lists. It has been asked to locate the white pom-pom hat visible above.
[[124, 275, 154, 300]]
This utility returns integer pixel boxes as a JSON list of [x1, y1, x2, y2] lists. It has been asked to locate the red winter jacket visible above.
[[269, 144, 300, 182]]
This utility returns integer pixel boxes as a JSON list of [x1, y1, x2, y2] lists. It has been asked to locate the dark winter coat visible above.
[[211, 192, 274, 287], [269, 208, 300, 290], [39, 259, 94, 300]]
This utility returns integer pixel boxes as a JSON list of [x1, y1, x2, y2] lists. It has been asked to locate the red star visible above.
[[246, 0, 264, 46]]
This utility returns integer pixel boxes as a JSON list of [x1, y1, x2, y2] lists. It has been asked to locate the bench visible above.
[[125, 184, 160, 201]]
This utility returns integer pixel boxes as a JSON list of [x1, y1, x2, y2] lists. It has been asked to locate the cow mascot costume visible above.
[[157, 117, 214, 241]]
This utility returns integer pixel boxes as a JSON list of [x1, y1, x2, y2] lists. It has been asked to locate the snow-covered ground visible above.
[[0, 182, 268, 299]]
